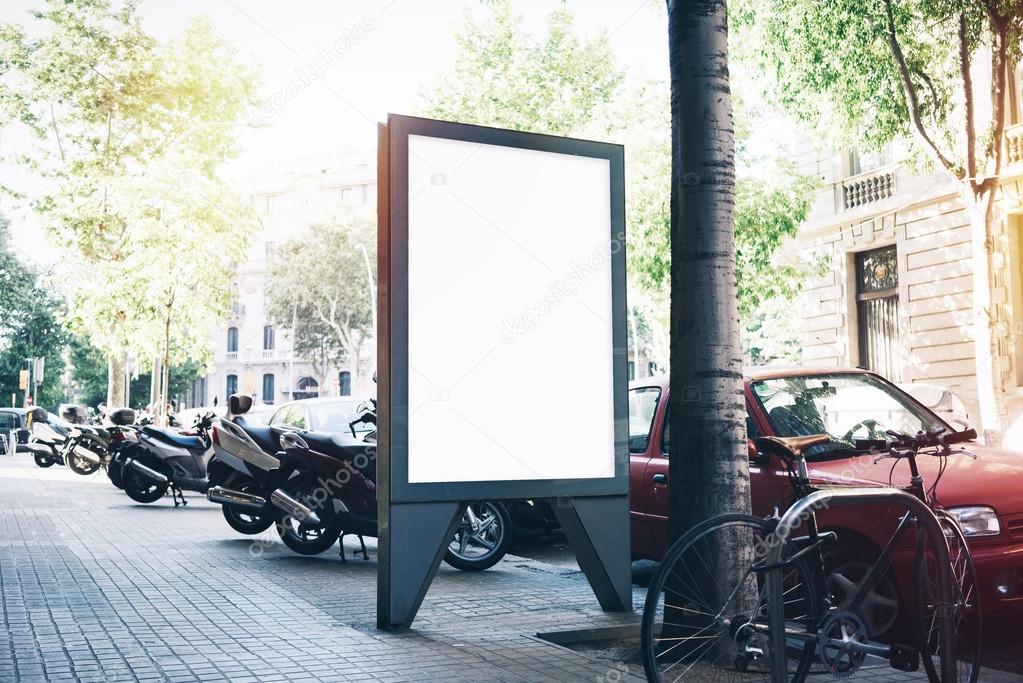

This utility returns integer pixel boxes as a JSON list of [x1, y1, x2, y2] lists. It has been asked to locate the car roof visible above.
[[279, 396, 370, 407], [629, 366, 870, 391], [0, 407, 28, 415]]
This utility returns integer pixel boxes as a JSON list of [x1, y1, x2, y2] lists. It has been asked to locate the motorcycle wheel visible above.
[[443, 501, 512, 572], [222, 482, 274, 535], [33, 452, 54, 468], [107, 457, 125, 488], [66, 450, 101, 476], [275, 500, 340, 555], [123, 462, 169, 504]]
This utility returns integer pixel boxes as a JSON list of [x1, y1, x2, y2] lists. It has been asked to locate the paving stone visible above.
[[3, 457, 1005, 682]]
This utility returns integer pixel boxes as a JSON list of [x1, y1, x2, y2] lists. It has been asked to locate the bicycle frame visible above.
[[764, 486, 957, 683]]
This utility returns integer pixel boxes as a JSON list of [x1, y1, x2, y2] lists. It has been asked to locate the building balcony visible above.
[[834, 164, 898, 212], [1005, 123, 1023, 169], [262, 349, 275, 359], [226, 352, 238, 360]]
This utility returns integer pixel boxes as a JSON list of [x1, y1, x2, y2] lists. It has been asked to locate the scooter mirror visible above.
[[228, 394, 252, 416]]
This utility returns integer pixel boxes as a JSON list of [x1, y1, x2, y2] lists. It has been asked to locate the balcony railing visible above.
[[835, 165, 897, 212], [225, 352, 238, 360], [262, 349, 275, 359], [1006, 123, 1023, 167]]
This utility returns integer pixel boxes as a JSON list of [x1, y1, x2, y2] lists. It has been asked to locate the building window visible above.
[[627, 361, 635, 381], [226, 374, 238, 398], [262, 374, 275, 404], [227, 327, 239, 354], [263, 325, 275, 351], [855, 245, 901, 381], [647, 362, 658, 376], [339, 371, 351, 396]]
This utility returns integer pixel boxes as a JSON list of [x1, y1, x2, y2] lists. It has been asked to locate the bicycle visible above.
[[641, 427, 981, 682]]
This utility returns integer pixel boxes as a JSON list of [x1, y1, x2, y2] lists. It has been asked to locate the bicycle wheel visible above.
[[642, 514, 819, 682], [915, 512, 982, 683]]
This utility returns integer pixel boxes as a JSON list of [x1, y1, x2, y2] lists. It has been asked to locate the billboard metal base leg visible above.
[[377, 500, 465, 631], [553, 495, 633, 612]]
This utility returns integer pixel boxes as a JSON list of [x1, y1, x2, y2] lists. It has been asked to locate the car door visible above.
[[640, 400, 767, 560], [0, 411, 16, 454], [627, 386, 663, 559]]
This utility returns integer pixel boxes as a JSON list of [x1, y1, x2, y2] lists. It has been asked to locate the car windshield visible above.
[[310, 400, 372, 433], [750, 373, 948, 458]]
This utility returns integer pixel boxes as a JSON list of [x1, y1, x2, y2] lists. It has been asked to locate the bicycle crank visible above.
[[817, 610, 920, 677]]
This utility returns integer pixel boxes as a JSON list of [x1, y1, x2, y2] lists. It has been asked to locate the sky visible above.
[[0, 1, 791, 267], [0, 1, 670, 264]]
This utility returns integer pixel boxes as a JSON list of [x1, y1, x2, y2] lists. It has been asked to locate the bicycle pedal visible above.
[[888, 644, 918, 672]]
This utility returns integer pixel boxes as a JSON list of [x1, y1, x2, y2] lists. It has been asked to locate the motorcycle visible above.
[[24, 408, 73, 468], [120, 409, 216, 506], [207, 394, 511, 571]]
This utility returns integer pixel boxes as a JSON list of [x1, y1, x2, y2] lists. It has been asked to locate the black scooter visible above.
[[207, 394, 512, 570], [121, 410, 215, 506]]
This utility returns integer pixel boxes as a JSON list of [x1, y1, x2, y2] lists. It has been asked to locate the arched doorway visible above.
[[294, 376, 319, 400]]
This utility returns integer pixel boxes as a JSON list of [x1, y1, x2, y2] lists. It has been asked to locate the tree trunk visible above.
[[160, 313, 171, 427], [107, 354, 126, 407], [665, 1, 752, 658], [149, 355, 161, 410], [967, 187, 1006, 445], [666, 0, 749, 541]]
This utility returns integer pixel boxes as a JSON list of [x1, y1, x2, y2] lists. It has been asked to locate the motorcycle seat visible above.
[[238, 424, 282, 456], [142, 426, 204, 450], [295, 431, 376, 482]]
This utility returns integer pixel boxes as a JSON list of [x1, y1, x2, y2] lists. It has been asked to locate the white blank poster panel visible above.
[[406, 134, 616, 484]]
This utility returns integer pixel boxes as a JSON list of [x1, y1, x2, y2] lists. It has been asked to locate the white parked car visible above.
[[897, 382, 971, 431]]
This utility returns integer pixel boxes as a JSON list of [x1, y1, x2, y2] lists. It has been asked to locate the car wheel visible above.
[[825, 544, 901, 638]]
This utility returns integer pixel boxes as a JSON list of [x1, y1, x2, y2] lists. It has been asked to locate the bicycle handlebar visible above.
[[859, 427, 978, 462]]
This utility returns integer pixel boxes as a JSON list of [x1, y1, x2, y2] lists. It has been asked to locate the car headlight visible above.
[[947, 506, 1001, 537]]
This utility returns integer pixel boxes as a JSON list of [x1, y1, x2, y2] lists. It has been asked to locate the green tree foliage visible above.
[[419, 2, 819, 362], [419, 2, 622, 136], [0, 216, 66, 408], [265, 212, 376, 391], [0, 1, 260, 407], [735, 0, 1022, 434], [68, 335, 108, 408]]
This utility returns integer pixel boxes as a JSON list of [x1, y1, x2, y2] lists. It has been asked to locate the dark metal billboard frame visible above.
[[377, 114, 630, 631]]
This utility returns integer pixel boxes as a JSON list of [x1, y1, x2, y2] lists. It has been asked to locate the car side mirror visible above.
[[748, 439, 770, 467]]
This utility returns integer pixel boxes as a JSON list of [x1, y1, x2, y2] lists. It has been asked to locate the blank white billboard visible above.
[[405, 134, 616, 483]]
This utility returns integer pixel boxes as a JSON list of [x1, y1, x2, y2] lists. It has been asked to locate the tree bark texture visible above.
[[666, 0, 750, 544]]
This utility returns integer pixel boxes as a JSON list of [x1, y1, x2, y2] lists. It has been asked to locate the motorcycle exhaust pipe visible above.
[[72, 444, 102, 464], [128, 458, 168, 483], [207, 486, 267, 510], [25, 442, 54, 456], [270, 488, 321, 526]]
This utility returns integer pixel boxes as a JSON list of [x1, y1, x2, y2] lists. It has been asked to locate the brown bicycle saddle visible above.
[[756, 434, 831, 459]]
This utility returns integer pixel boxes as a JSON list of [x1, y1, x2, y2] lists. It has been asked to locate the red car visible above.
[[628, 367, 1023, 626]]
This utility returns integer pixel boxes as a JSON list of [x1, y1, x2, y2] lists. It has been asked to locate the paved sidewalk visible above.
[[2, 456, 1021, 682], [1, 457, 644, 682]]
